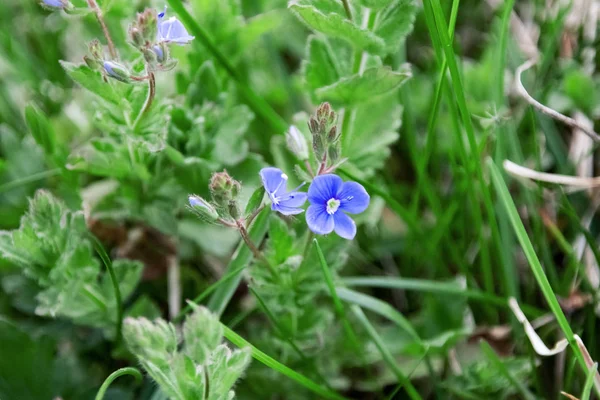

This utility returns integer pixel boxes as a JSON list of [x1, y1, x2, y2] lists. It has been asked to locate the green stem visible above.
[[0, 168, 61, 194], [222, 324, 349, 400], [90, 235, 123, 344], [166, 0, 288, 134], [487, 159, 588, 374], [95, 367, 142, 400]]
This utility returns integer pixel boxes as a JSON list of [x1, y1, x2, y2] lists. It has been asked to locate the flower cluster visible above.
[[188, 103, 370, 240]]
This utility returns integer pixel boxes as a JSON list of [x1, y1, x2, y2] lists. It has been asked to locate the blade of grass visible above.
[[581, 362, 598, 400], [487, 159, 587, 372], [166, 0, 288, 134], [341, 276, 544, 318], [422, 0, 498, 312], [95, 367, 142, 400], [174, 262, 247, 322], [222, 324, 349, 400], [338, 168, 419, 232], [480, 341, 537, 400], [314, 239, 362, 350], [335, 287, 421, 344], [89, 234, 123, 345], [0, 168, 61, 194], [206, 207, 270, 316], [351, 305, 422, 400]]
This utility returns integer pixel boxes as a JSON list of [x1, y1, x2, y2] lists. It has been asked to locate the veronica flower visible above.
[[41, 0, 67, 9], [260, 167, 307, 216], [157, 7, 195, 45], [306, 174, 369, 240]]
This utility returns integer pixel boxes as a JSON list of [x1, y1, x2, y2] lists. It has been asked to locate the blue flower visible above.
[[157, 7, 195, 45], [306, 174, 369, 240], [260, 167, 307, 216], [40, 0, 69, 9]]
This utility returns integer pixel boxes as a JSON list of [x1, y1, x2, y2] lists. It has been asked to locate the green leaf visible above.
[[244, 185, 265, 215], [210, 105, 254, 166], [374, 0, 418, 55], [303, 35, 340, 93], [316, 66, 411, 106], [289, 2, 385, 54], [357, 0, 393, 9], [60, 61, 123, 105], [24, 103, 57, 156]]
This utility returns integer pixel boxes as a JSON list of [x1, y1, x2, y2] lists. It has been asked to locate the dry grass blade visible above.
[[515, 59, 600, 142], [503, 160, 600, 190]]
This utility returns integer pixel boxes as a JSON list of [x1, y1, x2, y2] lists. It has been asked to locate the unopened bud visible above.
[[286, 126, 309, 160], [313, 133, 325, 160], [209, 171, 241, 206], [188, 195, 218, 221], [316, 102, 330, 120], [129, 26, 145, 48], [328, 141, 341, 164], [142, 48, 158, 68], [136, 9, 158, 44], [326, 126, 338, 142], [308, 118, 319, 135], [40, 0, 72, 11], [228, 200, 241, 220], [88, 40, 103, 59], [103, 61, 131, 83], [84, 55, 102, 70]]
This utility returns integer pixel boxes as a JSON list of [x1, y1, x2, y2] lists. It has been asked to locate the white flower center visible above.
[[326, 198, 340, 215], [271, 173, 288, 205]]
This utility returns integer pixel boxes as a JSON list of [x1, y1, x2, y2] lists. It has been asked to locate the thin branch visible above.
[[87, 0, 118, 60], [235, 220, 278, 278], [515, 59, 600, 142]]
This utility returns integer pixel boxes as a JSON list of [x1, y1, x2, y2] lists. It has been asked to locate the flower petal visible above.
[[333, 212, 356, 240], [338, 181, 370, 214], [279, 192, 307, 208], [273, 204, 304, 215], [308, 174, 343, 205], [306, 204, 334, 234], [260, 167, 288, 197]]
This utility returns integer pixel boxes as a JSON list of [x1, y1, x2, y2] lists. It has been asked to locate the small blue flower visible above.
[[103, 61, 130, 82], [40, 0, 68, 9], [157, 7, 195, 45], [153, 45, 165, 63], [260, 167, 307, 216], [306, 174, 369, 240]]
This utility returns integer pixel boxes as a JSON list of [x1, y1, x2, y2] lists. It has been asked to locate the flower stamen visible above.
[[326, 198, 340, 215]]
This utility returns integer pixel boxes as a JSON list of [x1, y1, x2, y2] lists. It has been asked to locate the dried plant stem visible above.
[[515, 59, 600, 142], [503, 160, 600, 189], [341, 0, 353, 20], [87, 0, 118, 60], [167, 255, 181, 320]]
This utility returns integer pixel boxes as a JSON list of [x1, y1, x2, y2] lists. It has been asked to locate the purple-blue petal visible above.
[[308, 174, 343, 205], [306, 204, 334, 234], [333, 212, 356, 240], [279, 192, 307, 208], [273, 204, 304, 216], [157, 17, 194, 44], [43, 0, 64, 7], [260, 167, 287, 197], [338, 181, 370, 214]]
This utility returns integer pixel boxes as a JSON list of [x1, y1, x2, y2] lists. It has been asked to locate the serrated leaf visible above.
[[303, 35, 340, 94], [210, 105, 254, 166], [60, 61, 122, 105], [24, 103, 56, 156], [316, 66, 411, 106], [358, 0, 394, 9], [245, 185, 265, 215], [374, 0, 418, 55], [289, 2, 385, 54]]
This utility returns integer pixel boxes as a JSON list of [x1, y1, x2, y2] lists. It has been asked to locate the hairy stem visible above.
[[87, 0, 118, 60], [341, 0, 353, 20], [236, 220, 278, 278]]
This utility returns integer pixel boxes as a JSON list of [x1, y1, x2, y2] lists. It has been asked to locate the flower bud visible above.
[[209, 171, 241, 207], [316, 102, 330, 121], [286, 126, 309, 160], [312, 133, 325, 160], [328, 141, 341, 164], [136, 8, 158, 44], [129, 26, 145, 48], [308, 118, 319, 135], [188, 195, 218, 222], [84, 55, 102, 70], [40, 0, 72, 11], [228, 200, 241, 220], [326, 126, 339, 143], [153, 43, 168, 63], [88, 40, 103, 60], [103, 61, 131, 83], [142, 48, 158, 69]]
